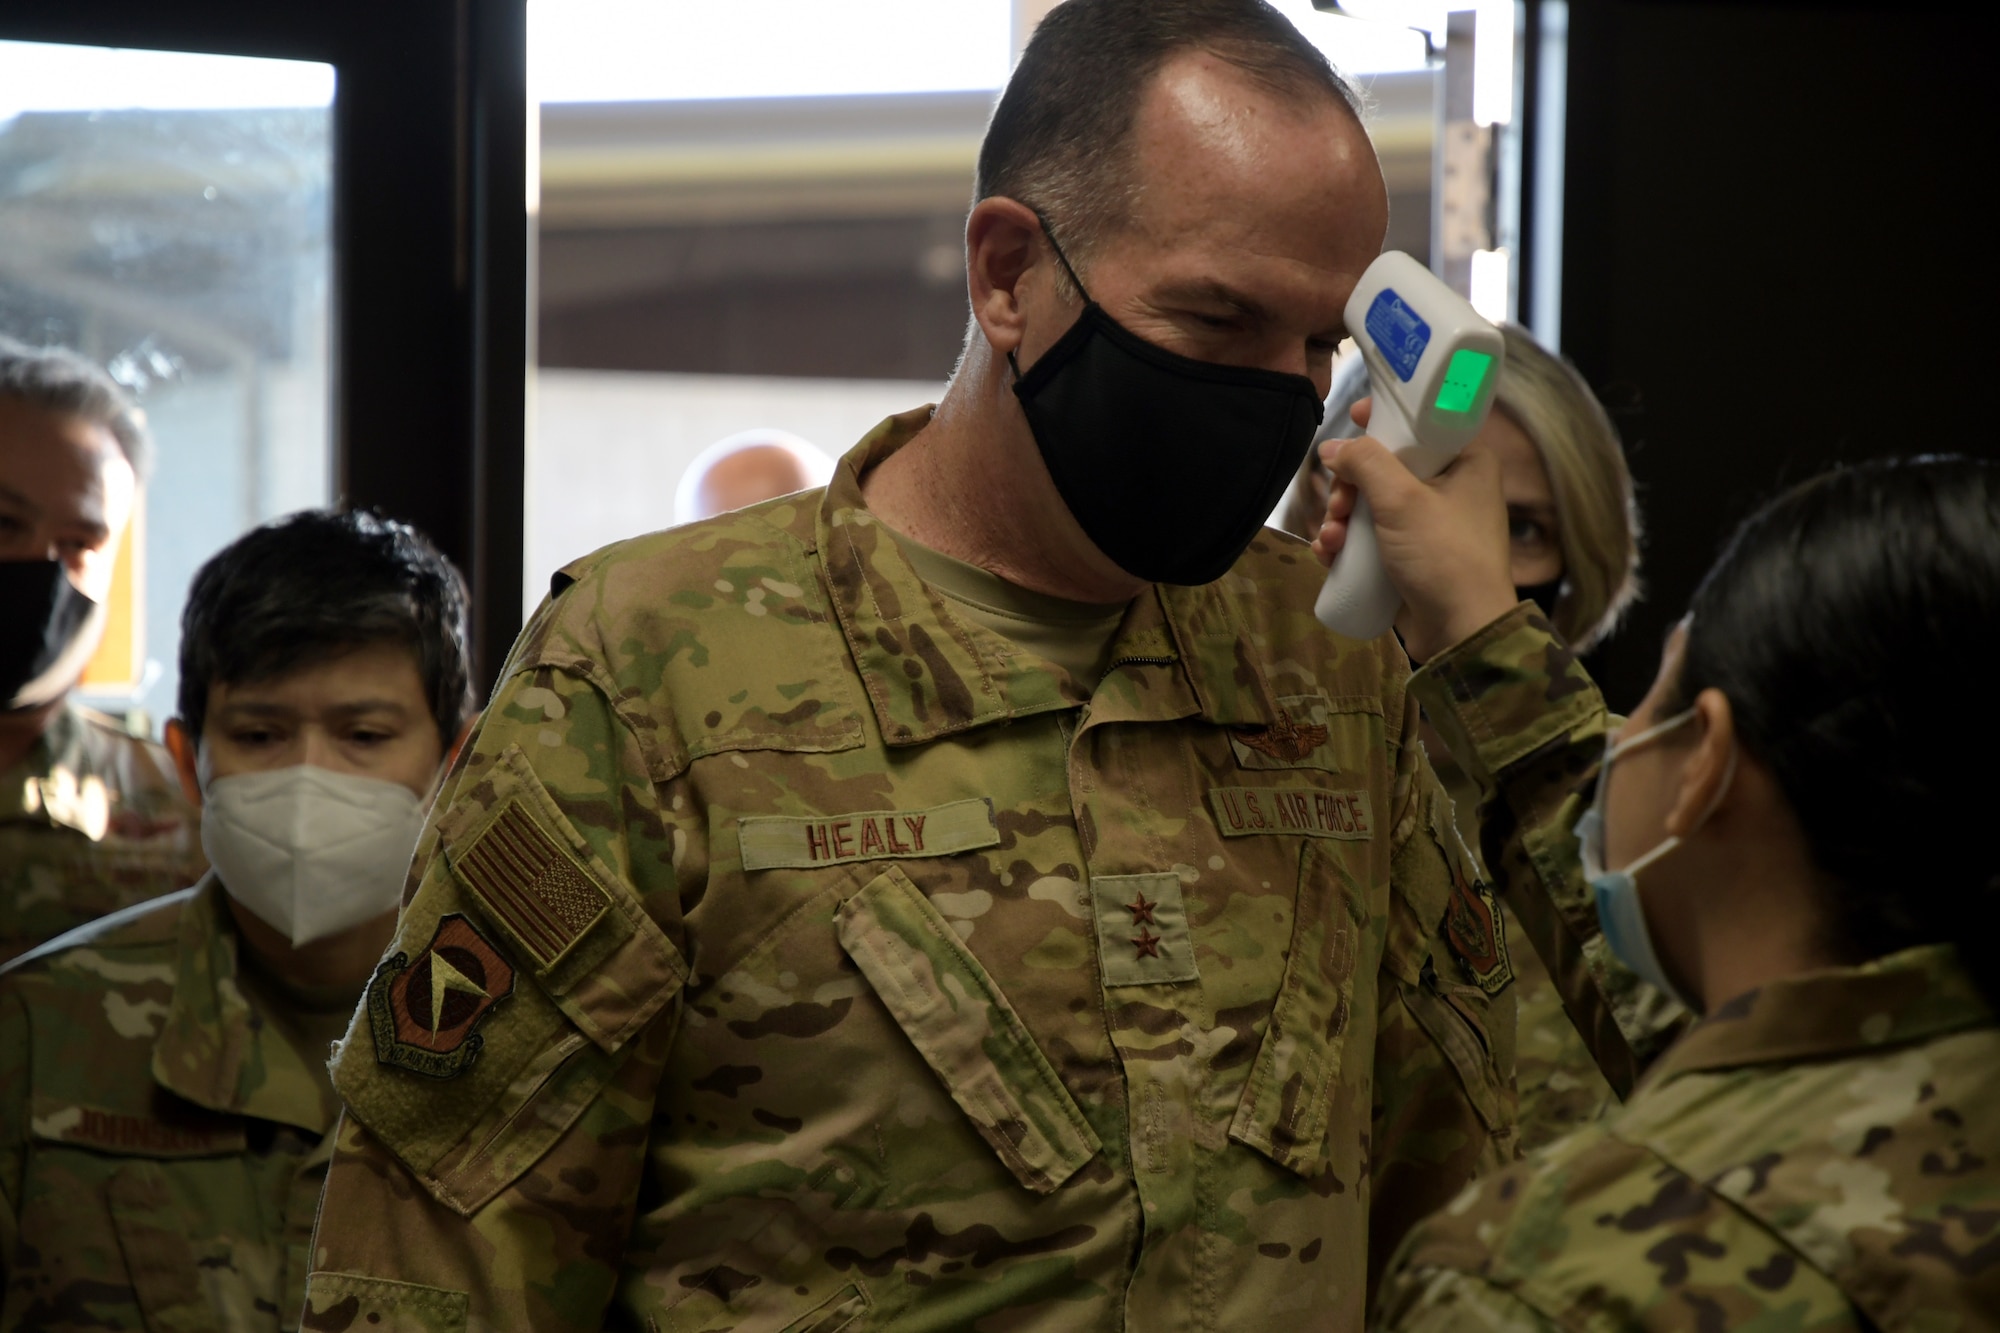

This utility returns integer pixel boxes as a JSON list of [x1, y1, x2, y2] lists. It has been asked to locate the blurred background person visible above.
[[1374, 454, 1999, 1330], [1285, 323, 1643, 1152], [0, 507, 474, 1331], [671, 427, 834, 523], [0, 337, 204, 965]]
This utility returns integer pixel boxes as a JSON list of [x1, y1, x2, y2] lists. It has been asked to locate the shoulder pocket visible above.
[[332, 745, 687, 1216], [835, 864, 1100, 1195], [1229, 838, 1372, 1179], [439, 743, 688, 1052]]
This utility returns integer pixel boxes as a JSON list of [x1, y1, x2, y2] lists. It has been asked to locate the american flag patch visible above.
[[453, 803, 609, 968]]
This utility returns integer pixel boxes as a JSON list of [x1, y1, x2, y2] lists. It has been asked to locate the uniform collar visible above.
[[0, 699, 111, 839], [816, 409, 1281, 747], [149, 873, 336, 1134], [1641, 943, 1992, 1090]]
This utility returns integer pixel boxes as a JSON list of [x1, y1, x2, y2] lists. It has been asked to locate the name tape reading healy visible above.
[[1208, 786, 1374, 840], [739, 797, 1000, 871]]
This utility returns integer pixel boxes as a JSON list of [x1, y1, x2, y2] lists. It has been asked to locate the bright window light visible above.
[[1268, 2, 1433, 77], [1469, 247, 1511, 323], [529, 0, 1015, 103], [0, 40, 334, 122], [528, 0, 1438, 105], [1473, 0, 1515, 126]]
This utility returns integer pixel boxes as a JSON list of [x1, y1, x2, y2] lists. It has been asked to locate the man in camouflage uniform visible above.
[[0, 339, 204, 963], [0, 509, 475, 1330], [303, 6, 1671, 1329]]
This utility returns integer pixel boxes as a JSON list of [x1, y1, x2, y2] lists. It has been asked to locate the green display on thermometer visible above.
[[1433, 348, 1495, 413]]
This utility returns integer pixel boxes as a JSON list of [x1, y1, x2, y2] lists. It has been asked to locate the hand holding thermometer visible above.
[[1314, 252, 1506, 640]]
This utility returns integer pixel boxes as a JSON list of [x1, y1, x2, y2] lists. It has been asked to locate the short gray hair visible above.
[[978, 0, 1361, 289], [0, 336, 153, 481]]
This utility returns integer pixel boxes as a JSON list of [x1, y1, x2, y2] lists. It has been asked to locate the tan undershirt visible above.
[[892, 533, 1130, 694], [236, 949, 366, 1124]]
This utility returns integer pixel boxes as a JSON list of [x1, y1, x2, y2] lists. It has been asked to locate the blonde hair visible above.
[[1492, 324, 1640, 649], [1280, 324, 1640, 650]]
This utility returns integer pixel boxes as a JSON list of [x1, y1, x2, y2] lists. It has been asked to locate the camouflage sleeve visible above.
[[304, 627, 690, 1332], [1369, 674, 1519, 1300], [0, 983, 24, 1274], [1371, 1269, 1561, 1332], [1408, 604, 1686, 1096], [1373, 1125, 1865, 1331]]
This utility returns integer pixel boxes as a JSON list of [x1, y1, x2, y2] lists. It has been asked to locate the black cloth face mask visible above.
[[0, 560, 101, 711], [1009, 225, 1324, 586]]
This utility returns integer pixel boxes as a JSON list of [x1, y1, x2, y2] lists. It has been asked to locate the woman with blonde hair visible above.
[[1284, 323, 1644, 1152]]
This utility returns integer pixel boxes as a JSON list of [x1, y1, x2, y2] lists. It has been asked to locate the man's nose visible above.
[[300, 728, 341, 769]]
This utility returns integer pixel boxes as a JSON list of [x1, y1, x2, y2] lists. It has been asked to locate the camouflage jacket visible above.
[[0, 875, 341, 1331], [1375, 944, 2000, 1329], [1, 700, 206, 965], [1409, 612, 1687, 1105], [304, 409, 1539, 1333], [1429, 748, 1616, 1154]]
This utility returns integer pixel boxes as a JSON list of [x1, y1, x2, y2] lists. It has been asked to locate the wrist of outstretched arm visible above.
[[1408, 604, 1607, 793]]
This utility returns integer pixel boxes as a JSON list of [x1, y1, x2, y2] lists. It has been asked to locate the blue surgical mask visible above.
[[1575, 708, 1735, 1013]]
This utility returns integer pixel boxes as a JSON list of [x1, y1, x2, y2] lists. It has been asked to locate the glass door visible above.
[[0, 39, 334, 731]]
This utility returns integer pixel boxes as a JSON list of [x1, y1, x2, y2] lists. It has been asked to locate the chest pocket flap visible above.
[[1229, 838, 1372, 1178], [836, 865, 1100, 1195]]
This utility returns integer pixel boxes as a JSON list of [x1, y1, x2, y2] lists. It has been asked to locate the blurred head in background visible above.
[[674, 429, 834, 524], [1284, 323, 1640, 651], [0, 337, 149, 720]]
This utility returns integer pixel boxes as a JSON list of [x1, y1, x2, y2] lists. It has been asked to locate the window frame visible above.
[[0, 0, 529, 689]]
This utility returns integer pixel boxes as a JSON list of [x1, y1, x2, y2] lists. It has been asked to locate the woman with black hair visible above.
[[1311, 446, 2000, 1329]]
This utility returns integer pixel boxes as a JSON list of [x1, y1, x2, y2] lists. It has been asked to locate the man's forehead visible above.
[[0, 398, 131, 503], [1120, 49, 1384, 254], [213, 643, 429, 710]]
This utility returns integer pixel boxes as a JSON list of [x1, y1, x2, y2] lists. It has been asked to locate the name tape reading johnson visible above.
[[1208, 786, 1374, 840], [739, 797, 1000, 871]]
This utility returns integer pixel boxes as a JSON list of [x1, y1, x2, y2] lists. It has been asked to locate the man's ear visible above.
[[1663, 688, 1736, 838], [964, 195, 1048, 363], [163, 718, 202, 809]]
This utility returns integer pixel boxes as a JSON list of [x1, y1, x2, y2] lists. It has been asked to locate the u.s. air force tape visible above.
[[1208, 786, 1374, 840]]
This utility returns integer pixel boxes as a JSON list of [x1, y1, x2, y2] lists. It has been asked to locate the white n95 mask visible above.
[[201, 765, 427, 947]]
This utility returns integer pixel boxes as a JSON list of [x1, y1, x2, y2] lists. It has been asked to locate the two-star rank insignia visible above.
[[367, 913, 517, 1078], [1090, 873, 1198, 987]]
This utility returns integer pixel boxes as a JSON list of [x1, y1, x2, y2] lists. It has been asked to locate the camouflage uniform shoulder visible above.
[[512, 489, 867, 784], [1, 885, 194, 982], [1228, 526, 1408, 668]]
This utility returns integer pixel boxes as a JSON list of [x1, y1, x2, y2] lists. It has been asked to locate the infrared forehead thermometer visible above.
[[1314, 251, 1505, 640]]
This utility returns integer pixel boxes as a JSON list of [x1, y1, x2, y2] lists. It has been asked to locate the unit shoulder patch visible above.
[[367, 913, 518, 1079], [1445, 873, 1512, 996]]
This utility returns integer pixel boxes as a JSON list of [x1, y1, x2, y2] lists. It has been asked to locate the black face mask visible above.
[[1010, 226, 1324, 586], [0, 560, 100, 711], [1516, 577, 1564, 622]]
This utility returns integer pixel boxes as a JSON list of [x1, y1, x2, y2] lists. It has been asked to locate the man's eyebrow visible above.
[[218, 697, 413, 716], [0, 482, 41, 515], [1153, 278, 1275, 322]]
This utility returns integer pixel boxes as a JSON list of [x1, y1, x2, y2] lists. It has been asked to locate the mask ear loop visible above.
[[1007, 211, 1094, 384]]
